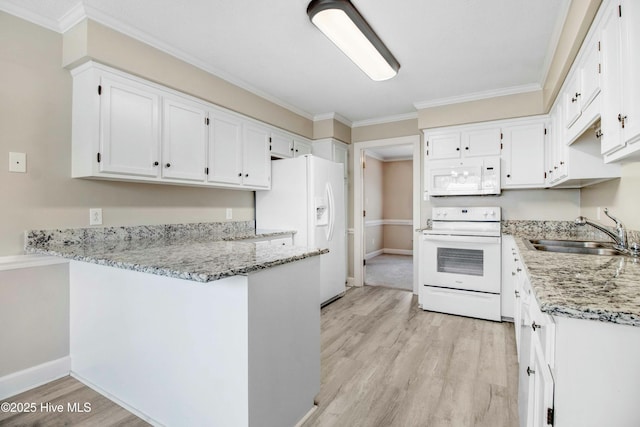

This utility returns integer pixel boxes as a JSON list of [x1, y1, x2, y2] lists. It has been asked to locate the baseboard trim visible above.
[[346, 277, 356, 287], [70, 372, 159, 426], [0, 356, 71, 400], [364, 249, 384, 260], [295, 405, 318, 427], [383, 248, 413, 256]]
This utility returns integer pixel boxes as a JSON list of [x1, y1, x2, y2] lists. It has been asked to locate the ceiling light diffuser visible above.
[[307, 0, 400, 81]]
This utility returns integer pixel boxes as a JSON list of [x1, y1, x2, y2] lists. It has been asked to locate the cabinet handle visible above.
[[618, 114, 628, 128], [165, 163, 171, 168], [560, 161, 564, 165], [531, 321, 541, 331], [512, 271, 516, 276], [527, 366, 535, 376], [153, 161, 159, 166], [515, 290, 520, 298], [517, 268, 522, 272]]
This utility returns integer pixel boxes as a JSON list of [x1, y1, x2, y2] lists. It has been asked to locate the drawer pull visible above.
[[531, 321, 541, 331]]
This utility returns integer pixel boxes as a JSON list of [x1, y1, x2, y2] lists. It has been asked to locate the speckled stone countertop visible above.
[[506, 222, 640, 327], [24, 222, 327, 283]]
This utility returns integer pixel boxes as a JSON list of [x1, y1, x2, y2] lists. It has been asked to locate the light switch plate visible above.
[[9, 152, 26, 173], [226, 208, 233, 220]]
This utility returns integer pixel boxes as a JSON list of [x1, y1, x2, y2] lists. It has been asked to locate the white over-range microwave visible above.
[[425, 157, 501, 196]]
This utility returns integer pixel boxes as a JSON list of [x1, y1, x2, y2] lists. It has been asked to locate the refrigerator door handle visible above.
[[326, 182, 335, 242]]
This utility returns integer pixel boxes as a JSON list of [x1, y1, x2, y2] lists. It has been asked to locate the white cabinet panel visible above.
[[270, 131, 293, 158], [502, 122, 546, 188], [99, 75, 160, 177], [619, 0, 640, 146], [425, 131, 461, 159], [207, 111, 243, 185], [462, 127, 501, 157], [242, 123, 271, 188], [580, 38, 601, 111], [563, 72, 582, 128], [293, 139, 312, 157], [161, 96, 207, 182]]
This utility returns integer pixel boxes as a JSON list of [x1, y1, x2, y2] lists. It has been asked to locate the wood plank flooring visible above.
[[302, 286, 519, 427], [1, 286, 518, 427]]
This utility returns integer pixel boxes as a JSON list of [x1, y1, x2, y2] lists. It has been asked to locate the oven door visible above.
[[422, 233, 501, 293]]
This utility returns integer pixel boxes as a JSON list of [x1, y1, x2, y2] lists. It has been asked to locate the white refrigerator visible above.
[[256, 155, 346, 305]]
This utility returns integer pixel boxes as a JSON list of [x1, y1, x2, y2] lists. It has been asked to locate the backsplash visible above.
[[25, 221, 256, 248]]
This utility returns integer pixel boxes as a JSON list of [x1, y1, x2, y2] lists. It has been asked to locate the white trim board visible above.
[[365, 219, 413, 227], [365, 248, 413, 260], [0, 255, 69, 271], [0, 357, 71, 400]]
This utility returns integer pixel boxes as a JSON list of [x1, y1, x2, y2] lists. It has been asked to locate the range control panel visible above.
[[432, 207, 501, 222]]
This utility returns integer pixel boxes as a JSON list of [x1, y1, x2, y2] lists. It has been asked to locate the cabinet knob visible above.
[[506, 174, 511, 178], [238, 173, 242, 177], [618, 114, 628, 128], [531, 321, 541, 331], [290, 147, 294, 151], [512, 271, 516, 276], [456, 147, 460, 151], [165, 163, 171, 168], [527, 366, 535, 376], [554, 166, 558, 170], [465, 147, 469, 150], [517, 268, 522, 272], [153, 161, 159, 166], [515, 290, 520, 298], [245, 173, 249, 177], [560, 161, 564, 165], [295, 149, 299, 152], [575, 92, 581, 98]]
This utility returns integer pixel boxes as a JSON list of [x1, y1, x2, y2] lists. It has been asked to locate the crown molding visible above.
[[413, 83, 542, 110], [313, 112, 353, 127], [351, 111, 418, 128], [0, 0, 61, 32], [58, 2, 86, 32]]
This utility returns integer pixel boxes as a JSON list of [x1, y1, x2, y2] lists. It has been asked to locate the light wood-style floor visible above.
[[1, 286, 518, 427], [302, 286, 519, 427]]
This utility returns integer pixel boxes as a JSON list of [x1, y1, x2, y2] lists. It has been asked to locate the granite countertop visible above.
[[510, 233, 640, 327], [24, 222, 325, 283]]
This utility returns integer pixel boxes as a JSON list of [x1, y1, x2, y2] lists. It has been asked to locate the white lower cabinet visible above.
[[511, 238, 640, 427], [71, 61, 273, 190]]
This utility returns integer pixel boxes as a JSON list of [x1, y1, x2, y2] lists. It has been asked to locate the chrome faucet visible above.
[[575, 208, 628, 252]]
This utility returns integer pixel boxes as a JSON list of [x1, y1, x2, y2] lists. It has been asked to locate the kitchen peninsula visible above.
[[25, 221, 324, 427]]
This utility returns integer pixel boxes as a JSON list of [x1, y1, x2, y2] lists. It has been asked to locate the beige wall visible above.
[[63, 19, 314, 139], [580, 162, 640, 230], [312, 118, 351, 143], [0, 12, 255, 255], [0, 262, 69, 376], [352, 118, 419, 142], [383, 160, 413, 251]]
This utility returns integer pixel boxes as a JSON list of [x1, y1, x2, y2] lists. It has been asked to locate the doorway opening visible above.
[[353, 135, 421, 294], [363, 146, 414, 291]]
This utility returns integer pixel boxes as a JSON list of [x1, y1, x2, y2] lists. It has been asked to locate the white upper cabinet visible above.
[[70, 62, 277, 190], [601, 0, 640, 161], [425, 131, 461, 159], [162, 95, 207, 182], [461, 127, 502, 157], [312, 138, 349, 179], [293, 139, 312, 157], [501, 121, 546, 189], [270, 131, 294, 159], [207, 110, 243, 186], [98, 74, 161, 178], [242, 123, 271, 188]]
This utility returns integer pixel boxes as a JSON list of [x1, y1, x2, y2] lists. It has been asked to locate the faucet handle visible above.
[[604, 208, 623, 227]]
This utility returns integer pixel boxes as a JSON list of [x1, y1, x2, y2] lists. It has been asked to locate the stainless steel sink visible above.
[[526, 239, 623, 256]]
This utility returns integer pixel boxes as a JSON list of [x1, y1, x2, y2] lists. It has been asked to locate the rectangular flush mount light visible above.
[[307, 0, 400, 81]]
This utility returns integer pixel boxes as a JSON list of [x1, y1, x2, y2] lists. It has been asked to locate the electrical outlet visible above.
[[9, 152, 26, 173], [89, 208, 103, 225], [226, 208, 233, 220]]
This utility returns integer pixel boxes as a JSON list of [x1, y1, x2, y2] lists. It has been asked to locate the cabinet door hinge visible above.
[[598, 63, 601, 74], [269, 137, 272, 143], [363, 259, 366, 266], [205, 167, 209, 175], [97, 152, 101, 163], [547, 407, 554, 425], [544, 171, 547, 179], [544, 128, 547, 135], [618, 4, 622, 17], [500, 132, 503, 140], [426, 140, 429, 147], [98, 85, 102, 95], [205, 117, 209, 125], [598, 41, 601, 51], [363, 210, 366, 217], [500, 143, 503, 150]]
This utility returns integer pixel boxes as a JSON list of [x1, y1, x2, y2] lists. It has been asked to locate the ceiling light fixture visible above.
[[307, 0, 400, 81]]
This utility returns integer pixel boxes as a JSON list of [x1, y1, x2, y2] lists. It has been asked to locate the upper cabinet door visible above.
[[461, 127, 501, 157], [99, 75, 160, 177], [242, 123, 271, 188], [207, 110, 243, 185], [270, 131, 293, 159], [502, 122, 546, 188], [161, 96, 207, 182], [425, 131, 461, 160], [293, 139, 312, 157], [580, 38, 602, 111], [563, 72, 582, 128], [620, 0, 640, 146], [600, 3, 625, 155]]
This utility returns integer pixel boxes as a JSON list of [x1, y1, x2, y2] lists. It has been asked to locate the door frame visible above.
[[352, 135, 421, 294]]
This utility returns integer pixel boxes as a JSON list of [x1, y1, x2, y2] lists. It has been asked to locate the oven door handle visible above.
[[422, 234, 501, 245]]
